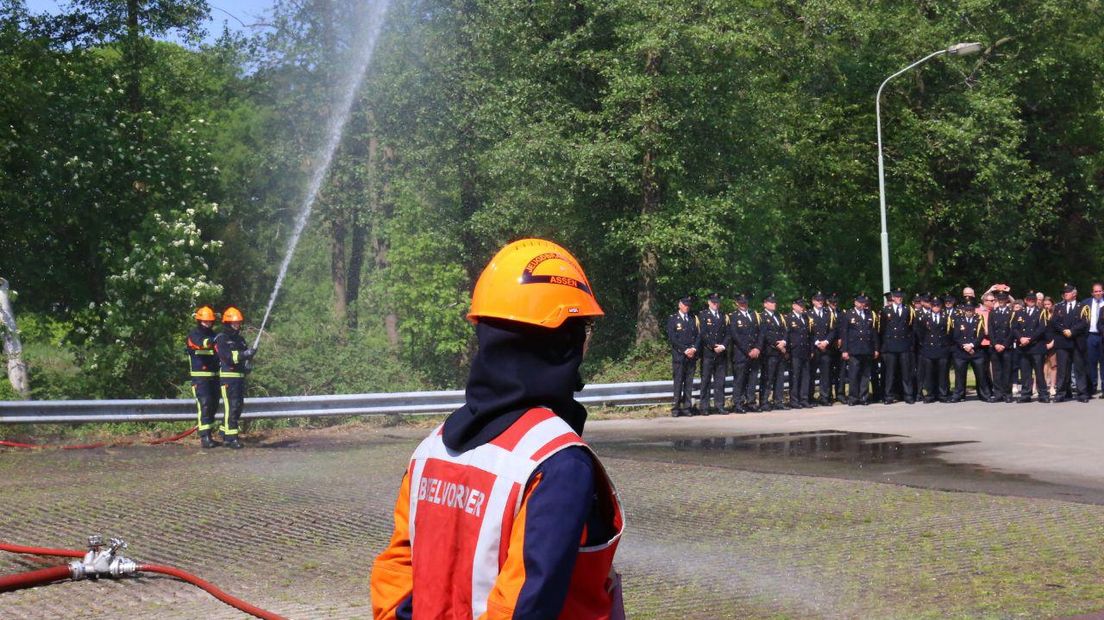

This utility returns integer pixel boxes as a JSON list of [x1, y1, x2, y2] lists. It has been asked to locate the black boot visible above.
[[200, 433, 218, 449], [224, 436, 243, 449]]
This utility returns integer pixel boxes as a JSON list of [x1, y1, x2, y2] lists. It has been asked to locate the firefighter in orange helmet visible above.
[[213, 306, 256, 449], [186, 306, 221, 448], [371, 239, 625, 619]]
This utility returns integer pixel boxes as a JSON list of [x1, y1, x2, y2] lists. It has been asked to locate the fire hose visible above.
[[0, 425, 196, 450], [0, 537, 286, 620]]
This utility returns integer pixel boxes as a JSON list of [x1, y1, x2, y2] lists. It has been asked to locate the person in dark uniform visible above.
[[1013, 291, 1050, 403], [785, 298, 813, 408], [827, 293, 847, 402], [841, 293, 879, 406], [727, 293, 762, 413], [186, 305, 221, 449], [944, 294, 958, 316], [666, 296, 700, 416], [809, 292, 837, 406], [214, 307, 256, 448], [1050, 283, 1090, 403], [988, 291, 1015, 402], [913, 293, 930, 390], [951, 300, 991, 402], [917, 296, 952, 403], [758, 293, 787, 410], [697, 293, 729, 415], [879, 289, 916, 404]]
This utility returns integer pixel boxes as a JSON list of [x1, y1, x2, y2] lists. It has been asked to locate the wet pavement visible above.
[[1, 400, 1104, 618]]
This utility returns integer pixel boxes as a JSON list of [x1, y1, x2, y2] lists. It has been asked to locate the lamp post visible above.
[[875, 42, 983, 294]]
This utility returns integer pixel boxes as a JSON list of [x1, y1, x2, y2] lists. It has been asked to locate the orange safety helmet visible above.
[[194, 305, 216, 321], [467, 238, 604, 328], [222, 306, 244, 323]]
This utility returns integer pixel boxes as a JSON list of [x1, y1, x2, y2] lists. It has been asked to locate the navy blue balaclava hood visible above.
[[442, 318, 588, 452]]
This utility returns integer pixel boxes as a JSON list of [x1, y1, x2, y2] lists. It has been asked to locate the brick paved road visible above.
[[1, 419, 1103, 618]]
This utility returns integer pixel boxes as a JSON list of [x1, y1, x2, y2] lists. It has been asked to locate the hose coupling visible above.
[[68, 535, 137, 580]]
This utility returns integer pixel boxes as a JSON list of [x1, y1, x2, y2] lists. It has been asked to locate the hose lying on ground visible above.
[[0, 426, 196, 450], [0, 565, 72, 593], [0, 539, 286, 620], [138, 563, 286, 620]]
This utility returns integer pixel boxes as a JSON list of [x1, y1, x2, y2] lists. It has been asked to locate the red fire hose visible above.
[[0, 565, 72, 593], [0, 540, 286, 620], [0, 426, 196, 450], [0, 541, 84, 558], [138, 563, 285, 620]]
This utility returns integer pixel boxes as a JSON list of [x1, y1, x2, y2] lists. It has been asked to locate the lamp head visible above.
[[947, 42, 983, 56]]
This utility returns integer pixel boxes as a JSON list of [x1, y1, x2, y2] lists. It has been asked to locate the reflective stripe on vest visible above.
[[407, 408, 625, 619]]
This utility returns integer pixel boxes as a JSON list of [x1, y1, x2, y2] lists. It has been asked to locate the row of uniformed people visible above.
[[186, 305, 258, 448], [665, 283, 1100, 416]]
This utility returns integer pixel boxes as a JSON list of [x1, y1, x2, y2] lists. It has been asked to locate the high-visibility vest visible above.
[[407, 407, 624, 619]]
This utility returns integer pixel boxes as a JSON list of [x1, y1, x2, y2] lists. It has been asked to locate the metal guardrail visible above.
[[0, 379, 684, 424]]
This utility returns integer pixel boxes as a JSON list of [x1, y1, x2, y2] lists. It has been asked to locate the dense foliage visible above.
[[1, 0, 1102, 398]]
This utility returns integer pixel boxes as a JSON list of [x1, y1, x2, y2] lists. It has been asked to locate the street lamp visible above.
[[875, 42, 983, 294]]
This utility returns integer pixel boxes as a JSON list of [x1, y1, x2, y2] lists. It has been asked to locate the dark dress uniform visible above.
[[809, 305, 838, 405], [727, 306, 762, 412], [917, 309, 952, 402], [785, 308, 813, 407], [879, 301, 916, 404], [759, 309, 788, 409], [1050, 298, 1090, 402], [214, 328, 252, 440], [697, 306, 729, 414], [186, 325, 220, 440], [1012, 303, 1049, 402], [666, 310, 700, 415], [840, 304, 879, 405], [988, 304, 1015, 402], [951, 312, 991, 402]]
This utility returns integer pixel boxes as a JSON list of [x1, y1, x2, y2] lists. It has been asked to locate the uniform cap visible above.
[[1062, 282, 1077, 293], [762, 292, 777, 303], [855, 292, 869, 303], [707, 292, 721, 302], [827, 292, 839, 302], [930, 296, 943, 306], [944, 294, 957, 304], [679, 295, 694, 306], [467, 238, 604, 328], [812, 291, 826, 301], [962, 300, 977, 310], [1024, 290, 1037, 300], [734, 292, 748, 303], [995, 290, 1009, 301], [793, 298, 807, 308], [890, 288, 904, 297]]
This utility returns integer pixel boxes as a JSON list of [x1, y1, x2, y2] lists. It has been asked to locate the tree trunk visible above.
[[374, 145, 400, 350], [346, 132, 378, 330], [0, 278, 30, 398], [331, 216, 348, 327], [634, 50, 663, 346], [124, 0, 143, 114]]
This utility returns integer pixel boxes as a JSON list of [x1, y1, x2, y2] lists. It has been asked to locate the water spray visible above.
[[252, 0, 391, 350]]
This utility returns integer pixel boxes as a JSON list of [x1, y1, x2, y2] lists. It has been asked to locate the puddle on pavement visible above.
[[594, 430, 1104, 505], [668, 431, 975, 463]]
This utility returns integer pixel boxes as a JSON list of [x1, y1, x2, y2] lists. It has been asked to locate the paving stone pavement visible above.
[[1, 421, 1103, 619]]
